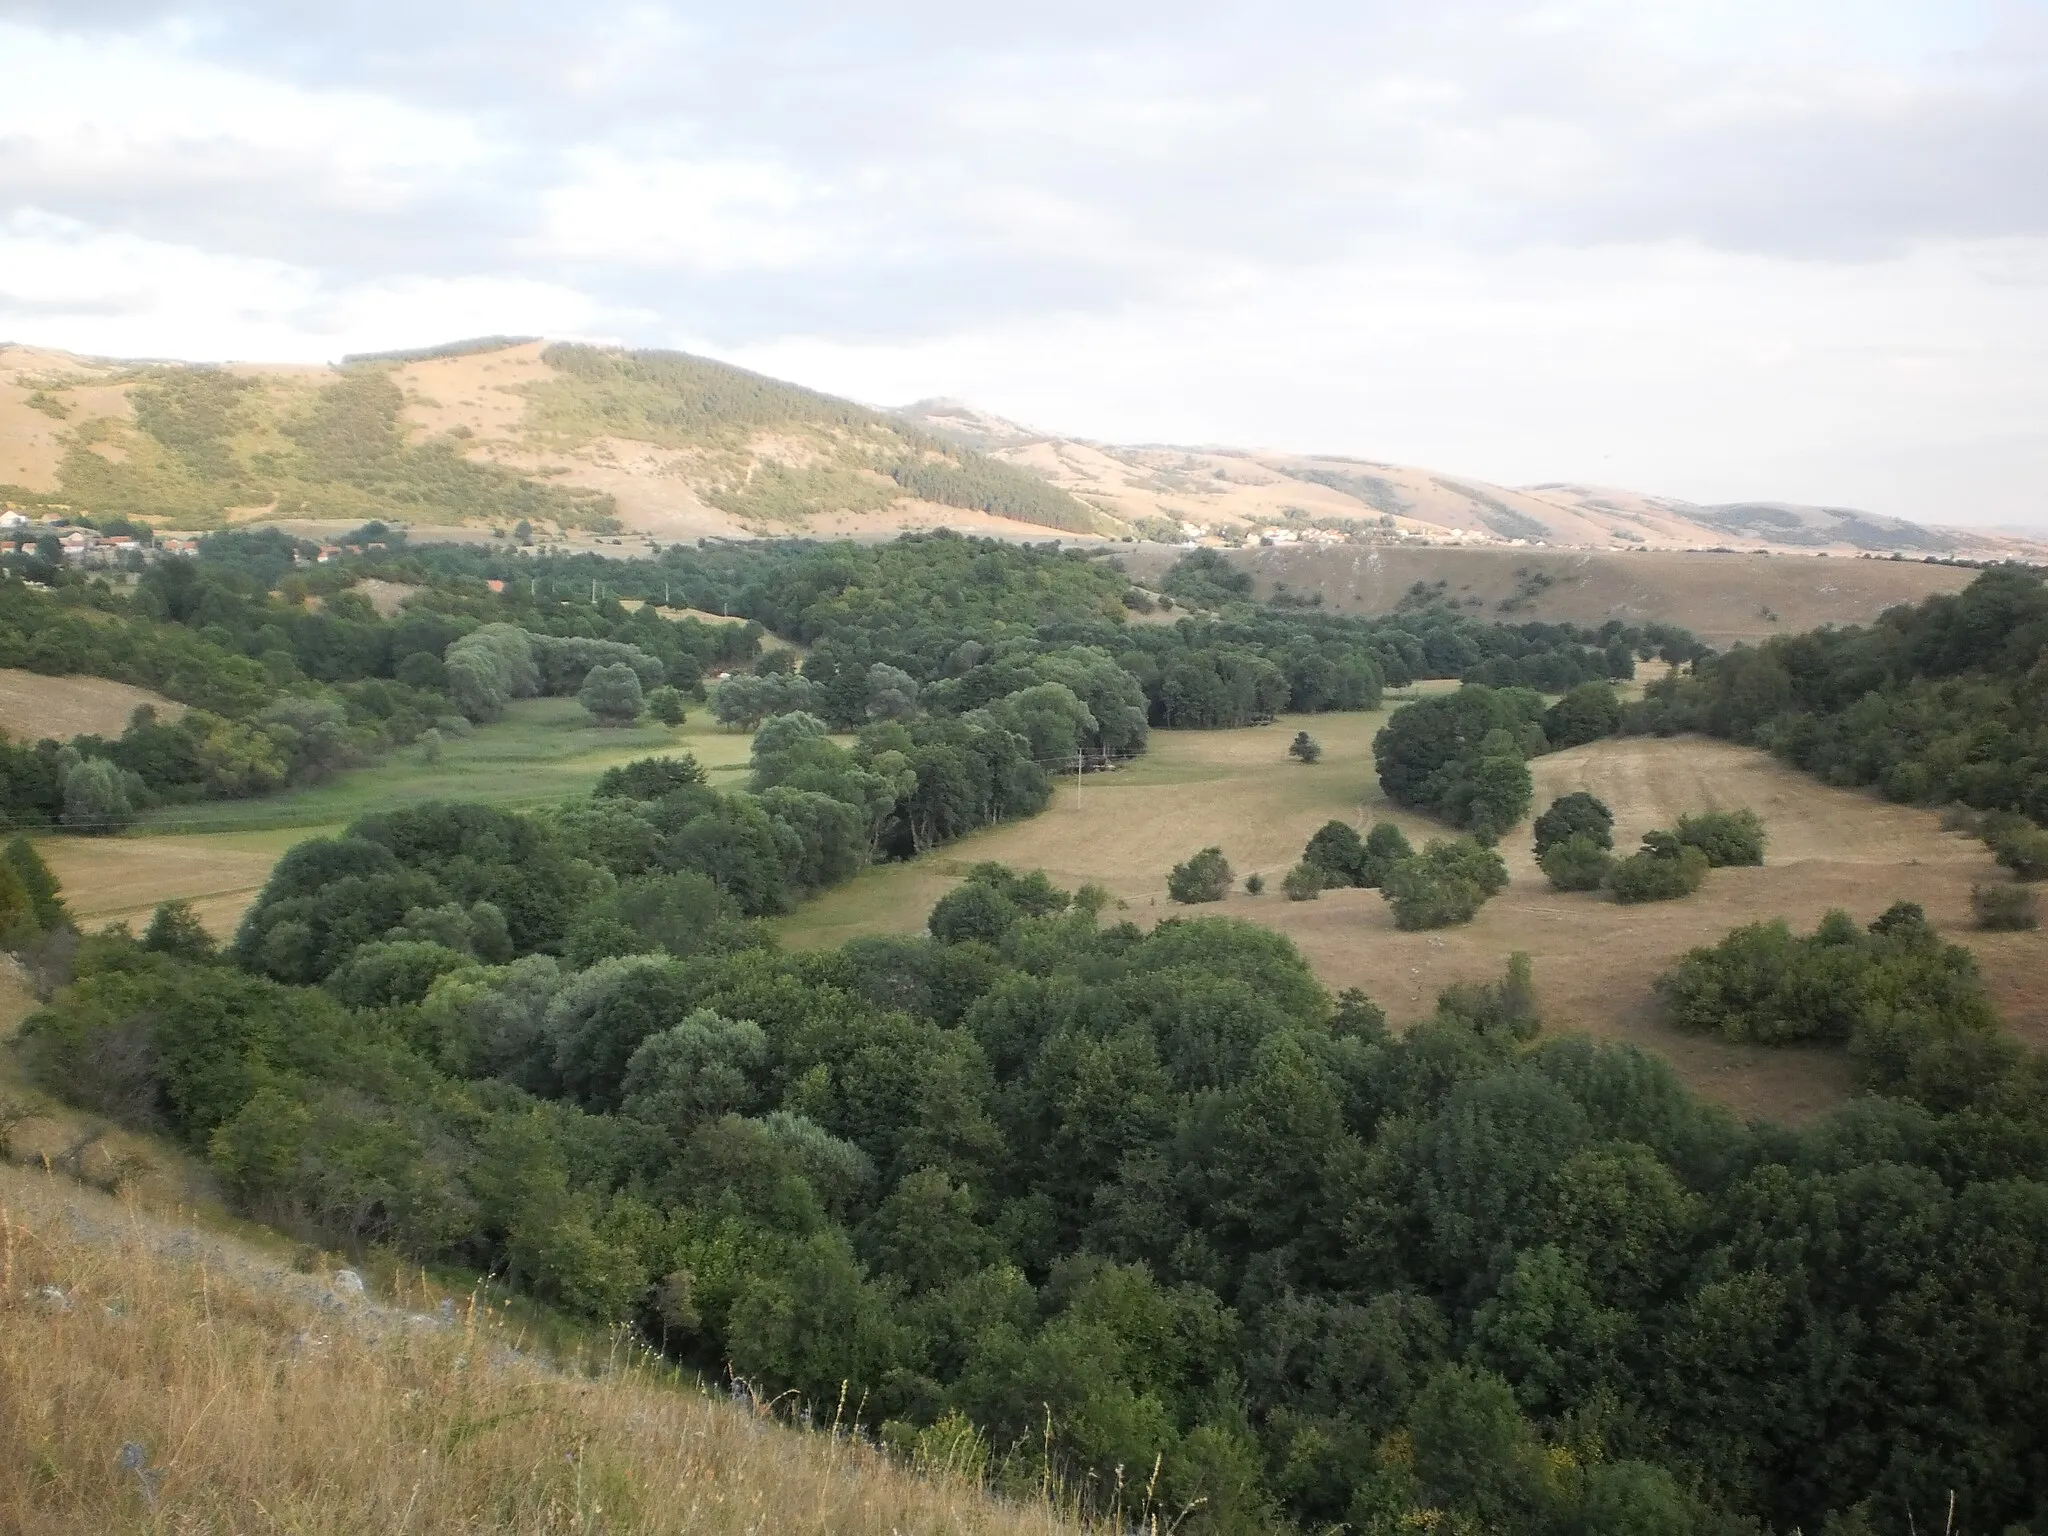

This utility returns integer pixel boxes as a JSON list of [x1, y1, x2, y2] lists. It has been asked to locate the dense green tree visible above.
[[1533, 791, 1614, 857], [578, 661, 645, 724]]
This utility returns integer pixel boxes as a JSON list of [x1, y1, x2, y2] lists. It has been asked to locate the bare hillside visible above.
[[1116, 542, 1979, 648]]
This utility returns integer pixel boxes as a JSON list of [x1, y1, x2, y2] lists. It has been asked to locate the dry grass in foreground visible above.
[[0, 1162, 1081, 1535]]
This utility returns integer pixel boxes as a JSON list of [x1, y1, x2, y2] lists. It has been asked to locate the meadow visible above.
[[777, 708, 2045, 1125], [36, 701, 764, 936]]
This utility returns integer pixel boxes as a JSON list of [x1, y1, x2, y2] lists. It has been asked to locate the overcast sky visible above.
[[3, 1, 2046, 527]]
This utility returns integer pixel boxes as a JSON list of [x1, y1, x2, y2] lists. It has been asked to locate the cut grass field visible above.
[[778, 714, 2046, 1126], [0, 668, 186, 743], [37, 700, 764, 939]]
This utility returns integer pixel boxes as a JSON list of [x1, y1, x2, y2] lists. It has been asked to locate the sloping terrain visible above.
[[1115, 541, 1981, 648], [0, 1154, 1070, 1535], [895, 401, 2047, 559], [7, 338, 2041, 558], [0, 669, 187, 743], [0, 340, 1109, 542]]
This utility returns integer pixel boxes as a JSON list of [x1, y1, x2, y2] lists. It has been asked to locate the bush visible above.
[[1974, 882, 2040, 930], [1656, 904, 2016, 1107], [1609, 835, 1709, 904], [1243, 872, 1265, 896], [1282, 862, 1324, 900], [1539, 834, 1614, 892], [1302, 820, 1366, 886], [1542, 682, 1623, 748], [1360, 821, 1414, 887], [646, 685, 689, 725], [1673, 808, 1766, 867], [1288, 731, 1322, 764], [1532, 792, 1613, 857], [1988, 822, 2048, 881], [1381, 838, 1510, 930], [142, 900, 217, 962], [1167, 847, 1233, 904]]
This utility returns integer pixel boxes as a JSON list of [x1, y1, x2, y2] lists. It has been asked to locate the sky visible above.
[[2, 0, 2046, 527]]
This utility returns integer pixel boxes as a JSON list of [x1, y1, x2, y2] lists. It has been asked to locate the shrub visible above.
[[1539, 834, 1613, 892], [1243, 872, 1265, 896], [1673, 808, 1766, 867], [1360, 822, 1414, 887], [1532, 792, 1613, 857], [646, 685, 689, 725], [1609, 835, 1709, 904], [1542, 682, 1623, 748], [1974, 882, 2040, 931], [1167, 847, 1233, 904], [1987, 822, 2048, 881], [1288, 731, 1322, 764], [1282, 862, 1324, 901], [1302, 820, 1366, 886], [1380, 838, 1510, 930], [142, 900, 217, 962], [1655, 903, 2016, 1107]]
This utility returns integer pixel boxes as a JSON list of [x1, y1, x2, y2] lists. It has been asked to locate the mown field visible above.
[[0, 668, 187, 742], [1118, 543, 1981, 649], [778, 715, 2045, 1125], [35, 701, 765, 938]]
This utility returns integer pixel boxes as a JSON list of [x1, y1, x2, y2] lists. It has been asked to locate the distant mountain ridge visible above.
[[0, 337, 2034, 557], [892, 399, 2032, 558]]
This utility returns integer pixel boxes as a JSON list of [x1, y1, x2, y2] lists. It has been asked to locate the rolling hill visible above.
[[5, 336, 2041, 561]]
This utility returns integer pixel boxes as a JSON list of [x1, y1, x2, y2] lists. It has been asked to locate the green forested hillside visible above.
[[525, 344, 1107, 532]]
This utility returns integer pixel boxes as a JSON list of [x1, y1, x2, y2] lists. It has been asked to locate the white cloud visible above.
[[0, 210, 614, 361], [536, 149, 830, 272], [0, 21, 489, 215], [723, 234, 2048, 525]]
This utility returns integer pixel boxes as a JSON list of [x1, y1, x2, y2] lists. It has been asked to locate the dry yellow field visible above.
[[1117, 543, 1980, 649], [780, 721, 2044, 1126], [0, 669, 185, 744], [33, 827, 322, 940]]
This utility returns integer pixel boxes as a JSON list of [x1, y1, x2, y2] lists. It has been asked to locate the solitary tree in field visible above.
[[579, 662, 645, 726], [646, 686, 689, 726], [1289, 731, 1322, 764], [1167, 847, 1233, 904]]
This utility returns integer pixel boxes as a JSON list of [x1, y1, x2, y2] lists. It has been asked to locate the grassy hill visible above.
[[0, 340, 1109, 542], [0, 1155, 1084, 1535], [10, 338, 2043, 558]]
